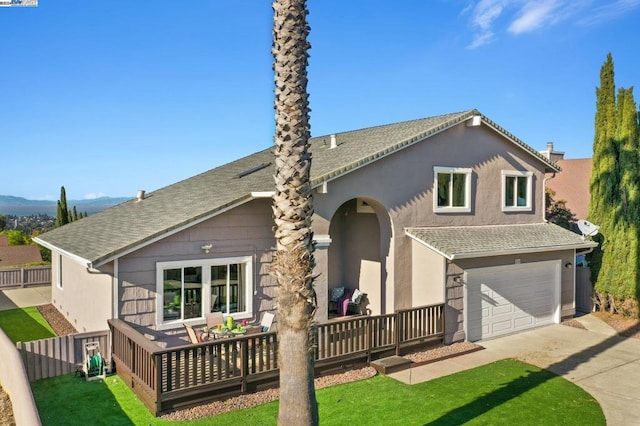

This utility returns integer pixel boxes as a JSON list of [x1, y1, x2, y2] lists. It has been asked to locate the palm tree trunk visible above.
[[271, 0, 318, 424]]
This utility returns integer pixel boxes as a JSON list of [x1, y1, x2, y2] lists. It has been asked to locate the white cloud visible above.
[[508, 0, 561, 34], [83, 192, 107, 200], [466, 0, 508, 48], [464, 0, 640, 47], [577, 0, 640, 26]]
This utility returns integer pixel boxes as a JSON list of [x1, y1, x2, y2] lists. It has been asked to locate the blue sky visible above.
[[2, 0, 639, 201]]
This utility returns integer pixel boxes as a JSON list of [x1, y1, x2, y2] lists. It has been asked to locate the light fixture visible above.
[[201, 244, 213, 254], [565, 262, 573, 269]]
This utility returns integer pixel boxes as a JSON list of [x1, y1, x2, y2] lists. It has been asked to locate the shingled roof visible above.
[[405, 223, 596, 260], [35, 109, 560, 267]]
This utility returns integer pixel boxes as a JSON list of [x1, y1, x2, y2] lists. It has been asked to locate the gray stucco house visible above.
[[35, 109, 596, 345]]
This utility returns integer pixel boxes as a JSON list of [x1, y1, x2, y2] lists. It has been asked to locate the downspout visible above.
[[543, 172, 556, 222]]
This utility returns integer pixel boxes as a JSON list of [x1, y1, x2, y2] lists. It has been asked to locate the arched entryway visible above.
[[327, 198, 391, 316]]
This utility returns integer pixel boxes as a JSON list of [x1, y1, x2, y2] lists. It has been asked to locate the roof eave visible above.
[[479, 114, 562, 173], [33, 236, 93, 268], [450, 241, 598, 260]]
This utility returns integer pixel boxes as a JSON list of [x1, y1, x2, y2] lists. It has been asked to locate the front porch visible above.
[[108, 303, 445, 416]]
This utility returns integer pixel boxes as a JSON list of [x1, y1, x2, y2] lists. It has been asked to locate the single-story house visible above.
[[35, 109, 596, 344]]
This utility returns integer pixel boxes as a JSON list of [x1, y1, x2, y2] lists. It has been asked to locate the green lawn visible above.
[[0, 306, 55, 343], [31, 359, 605, 426]]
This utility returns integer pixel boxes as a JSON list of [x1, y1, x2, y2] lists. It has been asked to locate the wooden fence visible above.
[[0, 266, 51, 289], [17, 330, 110, 381], [109, 303, 445, 416]]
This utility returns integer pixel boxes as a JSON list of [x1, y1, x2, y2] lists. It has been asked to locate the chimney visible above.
[[540, 142, 565, 162], [136, 190, 146, 202], [329, 134, 337, 149]]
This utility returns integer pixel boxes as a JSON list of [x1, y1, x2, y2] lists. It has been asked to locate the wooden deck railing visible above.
[[109, 303, 444, 416]]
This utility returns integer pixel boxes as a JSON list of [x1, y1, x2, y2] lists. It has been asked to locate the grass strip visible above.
[[32, 359, 604, 425], [0, 307, 56, 343]]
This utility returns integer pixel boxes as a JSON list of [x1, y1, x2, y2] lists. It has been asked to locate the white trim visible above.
[[433, 166, 472, 213], [314, 234, 332, 248], [56, 253, 63, 289], [250, 191, 274, 198], [155, 256, 253, 330], [34, 237, 93, 268], [113, 259, 119, 320], [501, 170, 533, 212]]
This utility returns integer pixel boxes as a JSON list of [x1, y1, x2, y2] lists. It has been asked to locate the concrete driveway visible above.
[[389, 315, 640, 426]]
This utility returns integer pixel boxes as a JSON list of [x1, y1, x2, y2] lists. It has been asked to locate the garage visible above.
[[465, 261, 561, 341]]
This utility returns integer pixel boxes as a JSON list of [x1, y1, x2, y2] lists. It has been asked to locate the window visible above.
[[211, 263, 247, 314], [434, 167, 472, 213], [162, 266, 202, 322], [157, 256, 252, 326], [502, 170, 533, 211], [57, 254, 63, 289]]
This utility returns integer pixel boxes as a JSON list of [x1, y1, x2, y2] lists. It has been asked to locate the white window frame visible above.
[[433, 166, 472, 213], [57, 253, 63, 289], [155, 256, 253, 329], [502, 170, 533, 212]]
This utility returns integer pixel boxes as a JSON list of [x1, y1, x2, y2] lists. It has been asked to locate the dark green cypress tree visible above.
[[589, 53, 619, 298], [614, 87, 640, 307], [589, 54, 640, 316], [56, 186, 70, 227]]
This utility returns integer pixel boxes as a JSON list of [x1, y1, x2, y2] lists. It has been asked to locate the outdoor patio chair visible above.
[[206, 312, 224, 330], [184, 324, 202, 344]]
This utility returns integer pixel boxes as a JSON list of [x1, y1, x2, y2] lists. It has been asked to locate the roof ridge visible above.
[[310, 110, 475, 140]]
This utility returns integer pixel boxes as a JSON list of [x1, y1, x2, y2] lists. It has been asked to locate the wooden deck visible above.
[[109, 303, 445, 415]]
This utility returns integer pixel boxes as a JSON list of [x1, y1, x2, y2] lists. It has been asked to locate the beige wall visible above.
[[313, 121, 550, 313], [411, 239, 445, 306], [51, 253, 113, 332]]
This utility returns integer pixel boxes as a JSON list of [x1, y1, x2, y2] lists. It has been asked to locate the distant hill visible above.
[[0, 195, 131, 216]]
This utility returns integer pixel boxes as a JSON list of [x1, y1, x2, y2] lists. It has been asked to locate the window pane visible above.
[[516, 177, 528, 206], [211, 265, 228, 313], [183, 267, 202, 319], [505, 176, 515, 206], [437, 173, 451, 207], [163, 268, 182, 321], [452, 173, 466, 207]]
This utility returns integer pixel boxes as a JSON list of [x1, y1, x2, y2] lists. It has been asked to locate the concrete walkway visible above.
[[389, 315, 640, 426], [0, 286, 51, 311]]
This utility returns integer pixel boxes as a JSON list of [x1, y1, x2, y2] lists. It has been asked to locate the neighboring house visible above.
[[35, 110, 596, 345], [540, 142, 592, 221], [0, 235, 43, 268]]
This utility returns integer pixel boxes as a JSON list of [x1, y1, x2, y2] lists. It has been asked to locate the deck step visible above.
[[371, 356, 412, 374]]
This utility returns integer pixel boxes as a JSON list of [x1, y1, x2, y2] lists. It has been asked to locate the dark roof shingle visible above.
[[406, 223, 597, 260], [36, 109, 559, 266]]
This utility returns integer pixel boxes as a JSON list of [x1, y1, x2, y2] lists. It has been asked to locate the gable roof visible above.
[[35, 109, 560, 267], [406, 223, 596, 260]]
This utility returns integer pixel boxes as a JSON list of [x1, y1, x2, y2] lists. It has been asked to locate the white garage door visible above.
[[465, 261, 560, 341]]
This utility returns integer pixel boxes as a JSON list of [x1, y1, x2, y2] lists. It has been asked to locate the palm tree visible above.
[[271, 0, 318, 424]]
